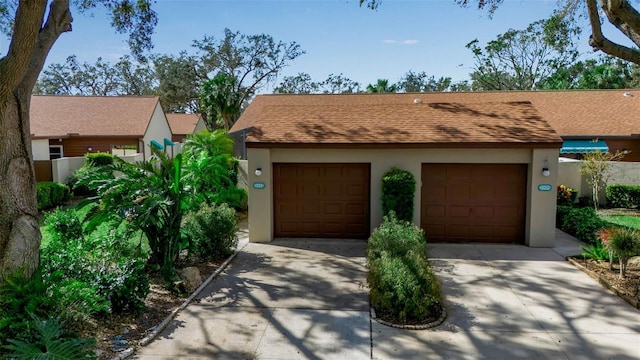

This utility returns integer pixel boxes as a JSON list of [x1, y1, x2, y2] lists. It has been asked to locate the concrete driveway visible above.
[[134, 239, 371, 359], [135, 231, 640, 359], [373, 232, 640, 359]]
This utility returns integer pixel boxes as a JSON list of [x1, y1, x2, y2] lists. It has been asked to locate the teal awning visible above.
[[150, 140, 164, 150], [560, 139, 608, 154], [164, 138, 175, 147]]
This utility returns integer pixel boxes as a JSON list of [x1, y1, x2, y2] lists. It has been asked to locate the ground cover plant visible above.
[[367, 213, 442, 325]]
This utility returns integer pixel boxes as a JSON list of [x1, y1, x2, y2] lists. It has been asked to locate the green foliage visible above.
[[580, 239, 612, 261], [200, 73, 243, 130], [182, 130, 247, 210], [0, 270, 52, 345], [45, 208, 84, 243], [381, 168, 416, 222], [182, 203, 239, 260], [540, 55, 640, 90], [365, 78, 397, 93], [601, 215, 640, 230], [580, 150, 625, 209], [366, 214, 441, 324], [274, 72, 362, 94], [3, 316, 96, 360], [556, 184, 577, 207], [606, 184, 640, 209], [41, 210, 150, 315], [84, 152, 115, 167], [36, 182, 70, 210], [75, 148, 186, 280], [555, 205, 572, 227], [367, 212, 425, 260], [560, 207, 605, 244], [604, 227, 640, 277], [466, 14, 580, 90]]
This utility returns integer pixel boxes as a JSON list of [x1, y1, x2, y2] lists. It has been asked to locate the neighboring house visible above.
[[230, 93, 562, 247], [30, 95, 173, 181], [166, 113, 207, 143]]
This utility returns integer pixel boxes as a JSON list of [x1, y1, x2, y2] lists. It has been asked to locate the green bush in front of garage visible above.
[[381, 168, 415, 222], [366, 212, 442, 324]]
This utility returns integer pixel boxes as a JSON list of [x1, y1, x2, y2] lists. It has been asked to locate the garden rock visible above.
[[178, 267, 202, 294]]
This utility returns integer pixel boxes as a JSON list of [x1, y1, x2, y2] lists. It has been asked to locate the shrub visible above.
[[557, 184, 578, 206], [183, 203, 239, 260], [579, 239, 612, 261], [41, 220, 150, 315], [368, 254, 441, 324], [606, 184, 640, 209], [85, 152, 114, 167], [45, 208, 84, 243], [577, 196, 594, 208], [367, 212, 425, 260], [604, 227, 640, 278], [0, 270, 53, 345], [556, 205, 572, 228], [560, 207, 605, 244], [381, 168, 416, 222], [36, 182, 70, 210], [366, 214, 441, 324]]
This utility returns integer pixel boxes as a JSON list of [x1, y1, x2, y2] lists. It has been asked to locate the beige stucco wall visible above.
[[52, 156, 85, 183], [247, 147, 559, 247], [32, 139, 50, 161], [194, 118, 207, 133], [142, 102, 173, 160]]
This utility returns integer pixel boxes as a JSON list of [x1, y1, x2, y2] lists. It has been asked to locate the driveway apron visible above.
[[372, 236, 640, 360], [134, 239, 371, 360]]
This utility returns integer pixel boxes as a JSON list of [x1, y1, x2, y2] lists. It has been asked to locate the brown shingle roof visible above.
[[232, 93, 567, 147], [30, 95, 160, 138], [166, 113, 201, 135]]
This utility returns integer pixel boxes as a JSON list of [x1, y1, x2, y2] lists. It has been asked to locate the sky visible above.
[[6, 0, 636, 91]]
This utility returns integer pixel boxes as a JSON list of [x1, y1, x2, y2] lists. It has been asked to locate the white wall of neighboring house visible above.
[[194, 116, 207, 133], [142, 102, 173, 160], [558, 158, 640, 205], [32, 139, 50, 161]]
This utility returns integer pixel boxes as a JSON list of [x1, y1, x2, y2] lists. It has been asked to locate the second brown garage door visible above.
[[421, 164, 527, 243], [274, 163, 370, 238]]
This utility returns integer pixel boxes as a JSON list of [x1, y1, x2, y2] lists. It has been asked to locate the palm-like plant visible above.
[[77, 148, 187, 280], [366, 78, 398, 93], [604, 227, 640, 278]]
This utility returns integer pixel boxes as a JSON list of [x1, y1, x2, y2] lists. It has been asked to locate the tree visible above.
[[466, 15, 580, 90], [200, 74, 243, 130], [366, 79, 397, 93], [540, 55, 640, 89], [35, 55, 157, 96], [580, 150, 625, 209], [152, 52, 204, 113], [361, 0, 640, 66], [274, 72, 362, 94], [396, 71, 453, 92], [0, 1, 157, 285]]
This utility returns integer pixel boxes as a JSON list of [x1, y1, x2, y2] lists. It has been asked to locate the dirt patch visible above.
[[90, 259, 224, 359], [568, 256, 640, 308]]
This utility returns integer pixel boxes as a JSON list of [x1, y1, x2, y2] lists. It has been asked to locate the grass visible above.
[[600, 215, 640, 230], [40, 202, 149, 254]]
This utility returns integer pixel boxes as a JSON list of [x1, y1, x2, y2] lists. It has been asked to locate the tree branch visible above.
[[587, 0, 640, 64]]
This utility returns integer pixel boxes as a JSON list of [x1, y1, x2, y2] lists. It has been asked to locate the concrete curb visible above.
[[370, 305, 447, 330], [567, 257, 639, 310], [110, 234, 249, 360]]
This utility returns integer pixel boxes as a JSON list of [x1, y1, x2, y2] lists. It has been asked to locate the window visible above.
[[49, 145, 63, 160]]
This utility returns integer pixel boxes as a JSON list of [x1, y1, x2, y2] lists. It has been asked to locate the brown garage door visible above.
[[274, 163, 370, 238], [421, 164, 526, 243]]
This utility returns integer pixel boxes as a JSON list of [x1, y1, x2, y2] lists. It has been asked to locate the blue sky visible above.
[[13, 1, 635, 89]]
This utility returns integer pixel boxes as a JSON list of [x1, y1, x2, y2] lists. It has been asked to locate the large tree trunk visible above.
[[0, 0, 72, 284]]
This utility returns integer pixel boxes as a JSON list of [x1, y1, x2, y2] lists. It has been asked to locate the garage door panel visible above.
[[422, 164, 526, 243], [274, 163, 370, 239]]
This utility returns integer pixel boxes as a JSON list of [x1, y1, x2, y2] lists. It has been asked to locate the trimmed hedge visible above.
[[606, 184, 640, 209], [381, 168, 415, 222], [558, 206, 605, 244], [366, 213, 441, 324], [85, 152, 114, 167], [36, 182, 70, 210]]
